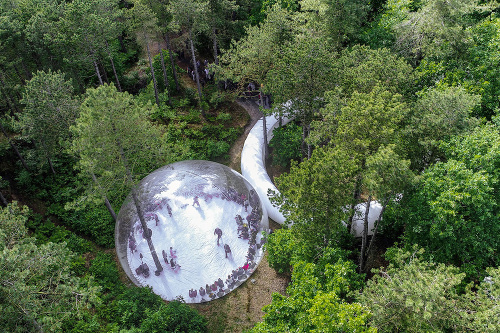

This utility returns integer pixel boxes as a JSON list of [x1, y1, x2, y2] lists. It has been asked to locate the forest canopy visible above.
[[1, 0, 500, 331]]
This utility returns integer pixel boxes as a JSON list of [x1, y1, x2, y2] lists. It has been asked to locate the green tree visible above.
[[144, 0, 182, 95], [334, 45, 415, 98], [463, 16, 500, 118], [397, 124, 500, 276], [399, 158, 500, 276], [273, 146, 358, 252], [402, 85, 480, 171], [300, 0, 370, 49], [250, 248, 371, 332], [359, 247, 469, 332], [361, 144, 414, 271], [465, 267, 500, 331], [168, 0, 210, 116], [312, 85, 408, 269], [141, 301, 208, 333], [0, 117, 29, 172], [129, 0, 162, 106], [20, 70, 79, 175], [220, 3, 296, 156], [207, 0, 239, 65], [268, 121, 302, 167], [70, 84, 189, 275], [267, 30, 336, 158], [0, 176, 8, 206], [387, 0, 485, 65], [111, 286, 163, 329], [58, 0, 123, 87], [0, 203, 100, 333]]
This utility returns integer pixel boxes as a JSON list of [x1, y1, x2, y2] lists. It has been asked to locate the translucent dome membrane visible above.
[[116, 160, 269, 303]]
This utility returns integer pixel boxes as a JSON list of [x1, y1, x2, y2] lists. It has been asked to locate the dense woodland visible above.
[[1, 0, 500, 332]]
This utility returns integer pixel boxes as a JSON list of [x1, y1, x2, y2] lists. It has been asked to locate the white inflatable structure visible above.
[[115, 160, 268, 303], [241, 114, 380, 237], [241, 114, 291, 225]]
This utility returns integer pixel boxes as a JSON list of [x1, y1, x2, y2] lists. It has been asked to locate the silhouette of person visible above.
[[214, 227, 223, 246]]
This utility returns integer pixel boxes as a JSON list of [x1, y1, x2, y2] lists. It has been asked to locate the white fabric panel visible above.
[[241, 115, 291, 224], [351, 201, 382, 237]]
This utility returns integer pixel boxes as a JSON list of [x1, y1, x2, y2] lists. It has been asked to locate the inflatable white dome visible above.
[[115, 160, 269, 303]]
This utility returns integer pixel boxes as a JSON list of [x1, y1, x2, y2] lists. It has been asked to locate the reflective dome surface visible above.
[[116, 160, 269, 303]]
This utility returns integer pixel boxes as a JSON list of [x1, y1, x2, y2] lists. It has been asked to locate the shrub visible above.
[[70, 255, 87, 276], [110, 287, 164, 329], [266, 228, 296, 274], [66, 233, 93, 254], [269, 122, 302, 167], [141, 301, 208, 333], [89, 252, 122, 294], [206, 140, 230, 160]]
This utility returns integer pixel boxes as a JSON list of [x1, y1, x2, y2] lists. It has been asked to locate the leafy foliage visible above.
[[269, 122, 302, 167], [250, 248, 371, 332], [19, 70, 79, 173], [109, 287, 163, 329], [89, 252, 122, 294], [141, 301, 208, 333], [402, 85, 480, 171], [393, 124, 500, 277], [0, 203, 100, 333], [360, 246, 500, 332], [359, 247, 467, 332], [70, 83, 190, 219], [273, 146, 358, 252]]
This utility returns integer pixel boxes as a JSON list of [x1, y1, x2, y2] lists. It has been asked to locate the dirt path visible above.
[[228, 98, 263, 173]]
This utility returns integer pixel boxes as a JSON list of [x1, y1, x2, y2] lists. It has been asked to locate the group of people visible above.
[[135, 253, 150, 278], [162, 247, 181, 271], [214, 227, 232, 258], [187, 259, 262, 302], [129, 185, 266, 300], [145, 198, 173, 218], [187, 59, 214, 87], [189, 278, 225, 301], [235, 207, 261, 243]]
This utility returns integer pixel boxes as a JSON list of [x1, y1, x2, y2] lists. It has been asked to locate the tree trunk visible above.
[[212, 27, 219, 65], [365, 198, 389, 268], [307, 124, 312, 159], [0, 190, 8, 207], [145, 35, 160, 107], [93, 59, 104, 85], [47, 157, 56, 176], [302, 124, 307, 160], [91, 172, 117, 221], [158, 44, 171, 106], [118, 34, 127, 53], [100, 60, 109, 83], [260, 87, 268, 159], [115, 133, 163, 276], [105, 40, 122, 92], [12, 64, 25, 84], [0, 122, 29, 172], [360, 196, 372, 272], [349, 172, 363, 231], [164, 33, 180, 92], [189, 36, 204, 117], [0, 88, 18, 118]]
